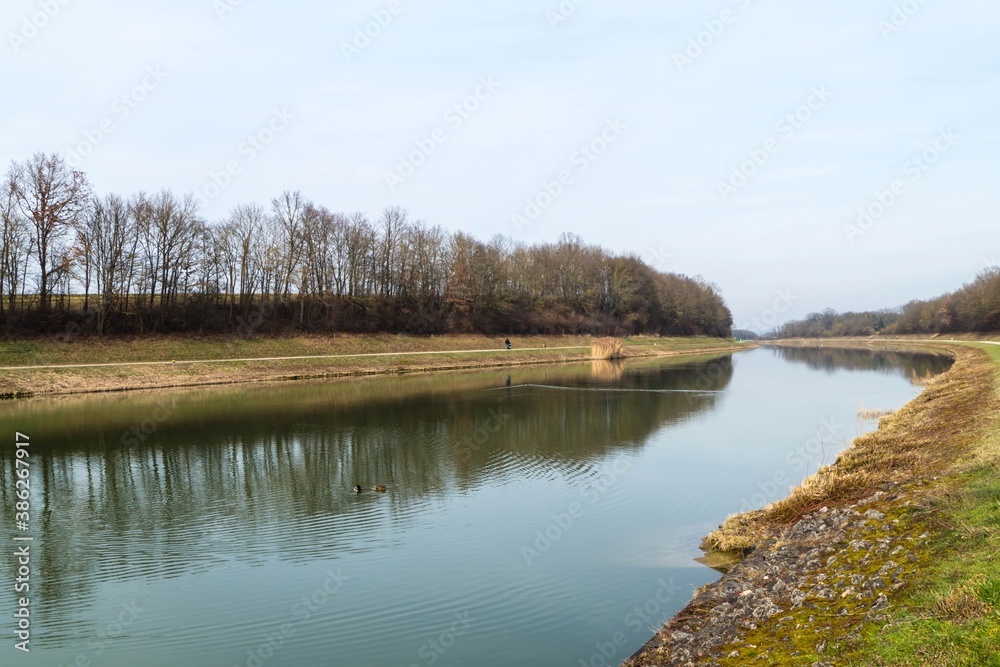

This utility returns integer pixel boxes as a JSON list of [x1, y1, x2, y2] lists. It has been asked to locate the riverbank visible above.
[[0, 334, 750, 399], [624, 340, 1000, 666]]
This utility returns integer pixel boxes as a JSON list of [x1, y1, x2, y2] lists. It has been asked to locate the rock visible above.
[[812, 586, 837, 600], [878, 560, 900, 576], [751, 598, 783, 621], [862, 577, 885, 590], [620, 477, 932, 667]]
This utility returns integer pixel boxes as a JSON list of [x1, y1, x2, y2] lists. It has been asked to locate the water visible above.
[[0, 347, 951, 667]]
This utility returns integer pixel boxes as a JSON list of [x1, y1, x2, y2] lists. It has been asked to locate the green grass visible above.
[[834, 343, 1000, 666]]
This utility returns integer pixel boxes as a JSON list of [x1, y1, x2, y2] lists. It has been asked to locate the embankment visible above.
[[0, 334, 751, 399], [624, 341, 1000, 666]]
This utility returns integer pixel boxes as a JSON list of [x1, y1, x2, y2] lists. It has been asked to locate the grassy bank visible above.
[[695, 341, 1000, 665], [0, 333, 749, 398], [839, 343, 1000, 666]]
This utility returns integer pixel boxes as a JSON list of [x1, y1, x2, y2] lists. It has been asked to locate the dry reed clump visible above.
[[702, 346, 997, 553], [933, 585, 991, 624], [591, 337, 625, 360], [858, 407, 895, 420], [699, 510, 767, 553]]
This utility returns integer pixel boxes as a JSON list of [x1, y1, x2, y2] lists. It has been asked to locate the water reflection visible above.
[[0, 358, 734, 643], [765, 345, 952, 382], [591, 359, 625, 382]]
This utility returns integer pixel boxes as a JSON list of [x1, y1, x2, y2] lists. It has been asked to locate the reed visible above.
[[858, 406, 895, 420], [591, 337, 625, 360]]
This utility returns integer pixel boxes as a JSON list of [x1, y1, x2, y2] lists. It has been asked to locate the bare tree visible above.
[[0, 172, 31, 316], [10, 153, 90, 312], [377, 206, 408, 299], [85, 194, 139, 333], [271, 191, 305, 300], [226, 203, 266, 317], [145, 190, 201, 324]]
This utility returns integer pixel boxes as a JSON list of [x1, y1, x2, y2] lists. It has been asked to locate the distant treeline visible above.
[[773, 269, 1000, 338], [0, 152, 733, 337]]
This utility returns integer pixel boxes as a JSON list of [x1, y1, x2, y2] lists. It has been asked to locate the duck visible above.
[[354, 485, 363, 494], [372, 485, 387, 492]]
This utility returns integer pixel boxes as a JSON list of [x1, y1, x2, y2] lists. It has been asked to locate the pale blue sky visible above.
[[2, 0, 998, 330]]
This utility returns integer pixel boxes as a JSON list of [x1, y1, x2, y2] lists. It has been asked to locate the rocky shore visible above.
[[624, 483, 932, 666], [625, 342, 996, 666]]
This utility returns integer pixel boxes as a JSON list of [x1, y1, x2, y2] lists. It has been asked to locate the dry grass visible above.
[[591, 337, 625, 360], [703, 345, 998, 552], [859, 407, 896, 420], [0, 334, 748, 398], [932, 584, 992, 624]]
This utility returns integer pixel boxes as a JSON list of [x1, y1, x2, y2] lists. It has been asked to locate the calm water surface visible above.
[[0, 347, 951, 667]]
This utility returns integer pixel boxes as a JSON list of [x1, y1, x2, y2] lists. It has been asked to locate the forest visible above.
[[772, 268, 1000, 338], [0, 152, 733, 338]]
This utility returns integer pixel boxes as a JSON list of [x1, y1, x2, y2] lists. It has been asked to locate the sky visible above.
[[1, 0, 998, 331]]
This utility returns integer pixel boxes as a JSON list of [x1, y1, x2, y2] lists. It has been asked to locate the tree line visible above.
[[0, 152, 733, 338], [772, 268, 1000, 338]]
